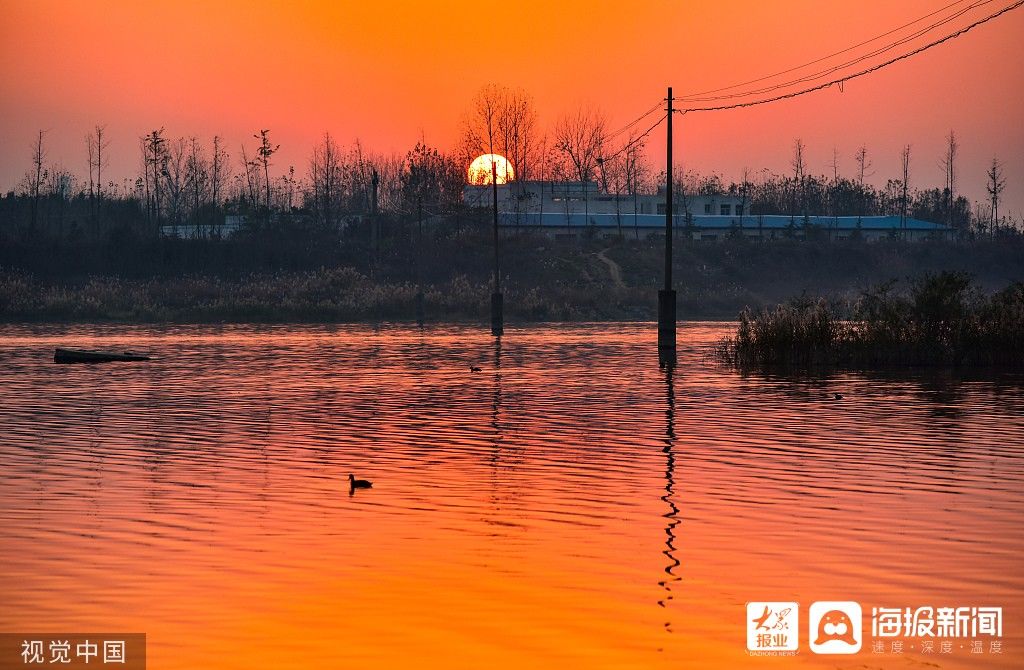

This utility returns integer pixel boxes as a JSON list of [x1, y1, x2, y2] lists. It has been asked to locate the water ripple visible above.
[[0, 322, 1022, 669]]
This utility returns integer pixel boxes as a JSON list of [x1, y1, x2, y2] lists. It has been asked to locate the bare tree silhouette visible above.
[[941, 131, 958, 228], [255, 129, 280, 212], [900, 145, 912, 238], [28, 130, 47, 231], [986, 157, 1006, 235]]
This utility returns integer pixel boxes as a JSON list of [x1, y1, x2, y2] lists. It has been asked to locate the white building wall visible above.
[[463, 181, 745, 219]]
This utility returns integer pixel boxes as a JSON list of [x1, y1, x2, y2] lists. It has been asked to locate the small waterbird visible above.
[[349, 474, 373, 490], [833, 393, 844, 400], [469, 365, 482, 373]]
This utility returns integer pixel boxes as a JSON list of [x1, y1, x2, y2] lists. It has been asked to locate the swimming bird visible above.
[[349, 474, 373, 490], [469, 365, 482, 373], [833, 393, 844, 400]]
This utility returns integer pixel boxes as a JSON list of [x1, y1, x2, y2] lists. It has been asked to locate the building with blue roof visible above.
[[465, 180, 952, 242], [498, 212, 952, 241]]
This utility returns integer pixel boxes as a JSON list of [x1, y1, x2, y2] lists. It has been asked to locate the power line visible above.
[[679, 0, 996, 103], [677, 0, 984, 101], [679, 0, 1023, 113], [678, 0, 996, 104], [604, 100, 664, 141], [600, 113, 668, 164]]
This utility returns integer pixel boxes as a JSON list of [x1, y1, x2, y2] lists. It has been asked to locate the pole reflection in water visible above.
[[657, 360, 681, 635], [486, 335, 523, 528], [489, 336, 503, 472], [492, 336, 502, 433]]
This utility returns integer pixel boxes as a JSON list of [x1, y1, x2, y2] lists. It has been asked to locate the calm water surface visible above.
[[0, 323, 1022, 669]]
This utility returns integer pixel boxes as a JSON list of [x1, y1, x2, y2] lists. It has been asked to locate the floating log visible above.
[[54, 348, 151, 364]]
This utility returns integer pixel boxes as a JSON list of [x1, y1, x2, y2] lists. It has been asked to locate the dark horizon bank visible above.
[[2, 220, 1022, 324]]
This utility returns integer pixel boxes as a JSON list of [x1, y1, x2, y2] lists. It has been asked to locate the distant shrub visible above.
[[719, 272, 1024, 367]]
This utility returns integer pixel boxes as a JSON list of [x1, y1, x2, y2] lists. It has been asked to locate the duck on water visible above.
[[349, 474, 372, 492]]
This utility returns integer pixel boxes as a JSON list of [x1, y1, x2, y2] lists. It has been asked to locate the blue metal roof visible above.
[[498, 212, 951, 231]]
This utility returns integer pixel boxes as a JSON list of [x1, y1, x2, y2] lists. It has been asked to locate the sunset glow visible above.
[[0, 1, 1022, 212]]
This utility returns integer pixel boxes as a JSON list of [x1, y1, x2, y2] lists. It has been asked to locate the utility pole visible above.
[[658, 87, 676, 361], [491, 158, 503, 336], [371, 169, 379, 262], [370, 168, 381, 324], [416, 196, 425, 326]]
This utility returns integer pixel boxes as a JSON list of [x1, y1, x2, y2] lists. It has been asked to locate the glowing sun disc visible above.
[[468, 154, 514, 185]]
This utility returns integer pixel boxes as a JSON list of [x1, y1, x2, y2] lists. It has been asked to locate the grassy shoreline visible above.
[[5, 234, 1024, 323], [717, 272, 1024, 368], [4, 235, 1023, 329], [0, 268, 666, 323]]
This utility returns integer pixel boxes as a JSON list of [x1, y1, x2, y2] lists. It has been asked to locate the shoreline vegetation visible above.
[[3, 91, 1020, 328], [2, 234, 1022, 325], [717, 272, 1024, 368]]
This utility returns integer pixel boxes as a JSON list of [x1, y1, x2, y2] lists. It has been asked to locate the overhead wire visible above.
[[604, 100, 665, 142], [600, 113, 668, 164], [566, 1, 1018, 172], [677, 0, 985, 100], [677, 0, 1024, 113], [677, 0, 997, 103]]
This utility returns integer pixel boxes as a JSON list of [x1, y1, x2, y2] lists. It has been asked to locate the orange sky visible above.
[[1, 0, 1022, 215]]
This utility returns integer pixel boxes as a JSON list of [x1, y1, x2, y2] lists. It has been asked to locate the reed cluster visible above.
[[719, 272, 1024, 367]]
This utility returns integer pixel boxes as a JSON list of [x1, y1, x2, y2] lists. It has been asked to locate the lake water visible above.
[[0, 323, 1022, 669]]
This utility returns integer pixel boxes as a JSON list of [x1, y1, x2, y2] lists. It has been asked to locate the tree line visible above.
[[685, 133, 1013, 236], [2, 85, 1016, 243]]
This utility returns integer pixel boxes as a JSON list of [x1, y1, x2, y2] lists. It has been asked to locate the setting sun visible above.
[[3, 2, 1024, 669], [467, 153, 514, 185]]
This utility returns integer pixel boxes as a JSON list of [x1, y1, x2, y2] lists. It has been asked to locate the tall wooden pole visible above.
[[371, 169, 379, 262], [491, 158, 503, 336], [665, 89, 673, 291], [416, 196, 424, 326], [658, 87, 676, 359]]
